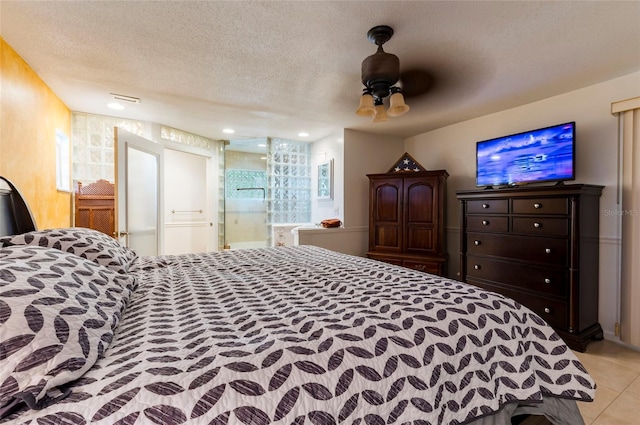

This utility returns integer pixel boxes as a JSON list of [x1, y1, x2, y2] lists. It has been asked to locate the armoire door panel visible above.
[[405, 227, 434, 251], [374, 181, 401, 222], [405, 181, 435, 224], [374, 225, 400, 249]]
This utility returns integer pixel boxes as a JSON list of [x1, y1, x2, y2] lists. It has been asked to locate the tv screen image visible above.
[[476, 122, 575, 187]]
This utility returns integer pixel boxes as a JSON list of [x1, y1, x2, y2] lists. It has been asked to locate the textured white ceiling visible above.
[[1, 1, 639, 142]]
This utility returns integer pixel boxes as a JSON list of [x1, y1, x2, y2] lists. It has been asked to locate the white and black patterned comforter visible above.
[[4, 245, 595, 424]]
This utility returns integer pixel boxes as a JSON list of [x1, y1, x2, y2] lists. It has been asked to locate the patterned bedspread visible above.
[[3, 245, 595, 424]]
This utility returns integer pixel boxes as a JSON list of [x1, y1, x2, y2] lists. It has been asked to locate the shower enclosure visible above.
[[223, 138, 311, 250]]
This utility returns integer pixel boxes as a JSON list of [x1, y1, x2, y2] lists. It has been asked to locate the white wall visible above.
[[296, 227, 369, 257], [311, 131, 344, 224], [298, 129, 403, 257], [404, 71, 640, 341], [343, 129, 405, 228]]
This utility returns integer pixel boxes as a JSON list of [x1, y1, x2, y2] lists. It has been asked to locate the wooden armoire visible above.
[[366, 153, 448, 276]]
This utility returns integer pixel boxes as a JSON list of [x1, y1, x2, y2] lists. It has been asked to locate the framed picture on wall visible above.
[[317, 159, 333, 200]]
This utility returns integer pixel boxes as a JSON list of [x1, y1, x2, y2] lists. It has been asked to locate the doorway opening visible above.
[[223, 138, 312, 250]]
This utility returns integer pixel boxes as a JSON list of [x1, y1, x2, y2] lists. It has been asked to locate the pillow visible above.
[[0, 227, 138, 274], [0, 245, 134, 415]]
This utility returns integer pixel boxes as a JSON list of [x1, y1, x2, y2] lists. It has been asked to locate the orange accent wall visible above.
[[0, 37, 72, 229]]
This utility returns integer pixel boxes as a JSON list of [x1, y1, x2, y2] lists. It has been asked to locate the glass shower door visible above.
[[224, 140, 268, 249], [222, 137, 312, 250]]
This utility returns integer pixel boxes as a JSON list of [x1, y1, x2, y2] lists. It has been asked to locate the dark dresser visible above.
[[457, 184, 604, 351]]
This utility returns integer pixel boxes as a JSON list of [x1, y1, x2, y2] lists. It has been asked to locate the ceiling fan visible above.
[[356, 25, 431, 122]]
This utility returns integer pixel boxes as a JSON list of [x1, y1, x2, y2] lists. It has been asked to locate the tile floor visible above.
[[573, 339, 640, 425], [521, 339, 640, 424]]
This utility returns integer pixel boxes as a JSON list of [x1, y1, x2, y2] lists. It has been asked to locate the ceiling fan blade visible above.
[[399, 68, 433, 99]]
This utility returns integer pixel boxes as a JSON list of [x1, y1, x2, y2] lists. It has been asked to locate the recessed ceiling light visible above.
[[223, 128, 235, 134], [107, 102, 125, 110], [258, 143, 266, 147], [298, 132, 309, 137]]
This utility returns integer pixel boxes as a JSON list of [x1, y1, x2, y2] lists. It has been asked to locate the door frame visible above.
[[115, 128, 219, 254], [115, 128, 164, 254]]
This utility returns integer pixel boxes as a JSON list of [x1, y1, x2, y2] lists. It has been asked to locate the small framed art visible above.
[[317, 159, 333, 200]]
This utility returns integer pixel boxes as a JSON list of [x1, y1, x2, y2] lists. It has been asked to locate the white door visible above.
[[164, 148, 211, 255], [115, 128, 163, 256]]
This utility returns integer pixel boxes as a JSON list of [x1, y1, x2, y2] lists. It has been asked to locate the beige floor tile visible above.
[[572, 340, 640, 424], [624, 375, 640, 396], [592, 392, 640, 425], [574, 353, 639, 393], [576, 340, 640, 372], [577, 385, 619, 423]]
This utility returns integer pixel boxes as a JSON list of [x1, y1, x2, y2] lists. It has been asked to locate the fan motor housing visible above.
[[361, 51, 400, 99]]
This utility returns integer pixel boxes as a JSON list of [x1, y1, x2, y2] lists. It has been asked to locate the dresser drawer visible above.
[[367, 254, 444, 276], [467, 279, 569, 329], [512, 198, 568, 215], [403, 259, 442, 275], [466, 216, 509, 232], [512, 217, 569, 236], [466, 199, 508, 214], [466, 255, 567, 297], [367, 253, 403, 266], [467, 233, 568, 265]]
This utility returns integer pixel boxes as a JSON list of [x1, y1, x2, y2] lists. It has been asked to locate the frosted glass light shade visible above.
[[387, 92, 410, 117], [372, 103, 388, 122], [355, 93, 376, 117]]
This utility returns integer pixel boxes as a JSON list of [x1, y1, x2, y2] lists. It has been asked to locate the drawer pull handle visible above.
[[482, 204, 489, 209], [482, 220, 490, 226], [545, 248, 552, 254], [534, 203, 542, 209], [544, 278, 551, 284], [533, 222, 542, 228], [414, 264, 426, 271], [474, 264, 481, 270], [474, 240, 481, 246], [544, 307, 551, 314]]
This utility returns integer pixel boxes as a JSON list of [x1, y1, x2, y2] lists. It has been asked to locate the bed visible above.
[[0, 177, 595, 425]]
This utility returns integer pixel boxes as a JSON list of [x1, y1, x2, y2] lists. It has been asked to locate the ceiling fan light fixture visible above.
[[387, 89, 410, 117], [357, 25, 409, 122], [372, 100, 388, 122], [356, 91, 376, 117]]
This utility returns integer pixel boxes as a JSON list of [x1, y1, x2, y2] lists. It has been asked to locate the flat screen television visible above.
[[476, 121, 575, 187]]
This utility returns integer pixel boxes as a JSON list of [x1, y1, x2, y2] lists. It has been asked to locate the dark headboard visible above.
[[0, 176, 37, 237]]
